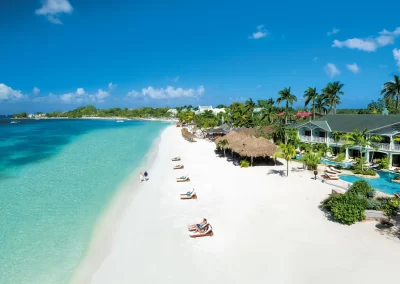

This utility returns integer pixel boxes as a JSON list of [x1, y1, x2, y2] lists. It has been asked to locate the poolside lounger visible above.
[[325, 169, 337, 174], [173, 164, 184, 169], [171, 157, 181, 161], [328, 166, 341, 173], [176, 175, 190, 182], [323, 173, 339, 180], [180, 189, 197, 199], [187, 221, 208, 231], [189, 225, 213, 238]]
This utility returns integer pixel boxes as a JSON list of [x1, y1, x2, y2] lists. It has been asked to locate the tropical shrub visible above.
[[333, 152, 345, 162], [366, 199, 382, 210], [394, 175, 400, 180], [378, 197, 400, 218], [301, 152, 319, 170], [352, 168, 376, 176], [348, 180, 375, 198], [322, 193, 368, 225], [377, 156, 390, 169], [240, 160, 250, 168]]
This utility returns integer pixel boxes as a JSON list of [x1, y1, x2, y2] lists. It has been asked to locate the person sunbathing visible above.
[[187, 218, 207, 231]]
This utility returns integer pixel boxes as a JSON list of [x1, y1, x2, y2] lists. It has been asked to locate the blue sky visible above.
[[1, 0, 400, 114]]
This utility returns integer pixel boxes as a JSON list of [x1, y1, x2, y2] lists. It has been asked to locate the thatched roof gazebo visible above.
[[181, 128, 196, 142], [215, 131, 277, 166]]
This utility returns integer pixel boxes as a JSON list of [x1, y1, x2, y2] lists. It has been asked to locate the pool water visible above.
[[340, 171, 400, 195], [321, 159, 353, 168]]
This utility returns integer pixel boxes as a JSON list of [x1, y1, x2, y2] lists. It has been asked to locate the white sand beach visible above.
[[71, 125, 400, 284]]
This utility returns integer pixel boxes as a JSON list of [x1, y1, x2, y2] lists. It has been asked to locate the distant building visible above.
[[167, 109, 178, 117], [195, 105, 226, 116]]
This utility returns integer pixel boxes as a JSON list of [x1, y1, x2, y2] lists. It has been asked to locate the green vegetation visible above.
[[352, 168, 376, 176], [381, 74, 400, 113], [333, 152, 345, 162], [276, 87, 297, 124], [276, 143, 297, 176], [303, 87, 318, 120], [376, 156, 390, 169], [13, 112, 28, 118], [378, 197, 400, 218], [301, 152, 319, 170], [216, 139, 229, 157], [193, 110, 220, 128], [394, 175, 400, 180], [240, 160, 250, 168], [321, 180, 374, 225]]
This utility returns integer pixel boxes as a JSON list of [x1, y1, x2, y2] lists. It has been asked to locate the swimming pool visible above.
[[321, 159, 353, 168], [340, 170, 400, 195]]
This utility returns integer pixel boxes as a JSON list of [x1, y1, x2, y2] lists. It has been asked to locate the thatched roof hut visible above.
[[181, 128, 196, 142], [215, 131, 277, 159]]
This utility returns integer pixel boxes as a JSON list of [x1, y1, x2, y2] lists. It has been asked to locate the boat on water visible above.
[[11, 120, 20, 124], [116, 120, 124, 123]]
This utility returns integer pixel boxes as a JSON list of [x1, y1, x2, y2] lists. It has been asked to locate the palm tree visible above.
[[277, 143, 297, 176], [322, 81, 344, 114], [347, 129, 382, 170], [303, 87, 318, 120], [276, 87, 297, 124], [217, 139, 229, 157], [331, 131, 343, 154], [381, 75, 400, 113], [315, 95, 328, 115]]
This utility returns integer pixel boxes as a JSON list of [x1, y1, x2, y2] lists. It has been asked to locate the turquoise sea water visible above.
[[340, 171, 400, 195], [0, 119, 167, 284]]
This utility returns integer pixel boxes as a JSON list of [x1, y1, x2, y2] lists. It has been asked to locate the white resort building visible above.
[[195, 106, 226, 116], [290, 114, 400, 167]]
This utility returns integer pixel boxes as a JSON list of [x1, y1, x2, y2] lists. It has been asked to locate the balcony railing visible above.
[[300, 135, 311, 141], [392, 144, 400, 151], [328, 138, 346, 144], [312, 137, 326, 143], [375, 143, 390, 150]]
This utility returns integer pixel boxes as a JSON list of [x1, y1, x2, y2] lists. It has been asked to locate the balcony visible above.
[[375, 143, 390, 151], [392, 144, 400, 151], [299, 135, 326, 143], [328, 138, 346, 144]]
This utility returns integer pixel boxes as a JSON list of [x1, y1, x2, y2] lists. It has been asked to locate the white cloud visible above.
[[327, 28, 340, 36], [249, 25, 268, 39], [332, 38, 378, 52], [33, 87, 40, 95], [173, 76, 180, 83], [126, 85, 205, 100], [35, 0, 73, 25], [94, 89, 110, 102], [324, 63, 340, 78], [0, 83, 24, 101], [394, 48, 400, 68], [379, 27, 400, 36], [108, 82, 117, 91], [346, 63, 360, 74], [313, 57, 318, 62], [332, 27, 400, 52]]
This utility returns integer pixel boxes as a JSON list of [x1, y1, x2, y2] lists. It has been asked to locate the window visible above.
[[319, 131, 325, 138], [305, 130, 311, 136]]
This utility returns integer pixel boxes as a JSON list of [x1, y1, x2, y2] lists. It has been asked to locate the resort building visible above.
[[195, 106, 226, 116], [290, 114, 400, 166], [167, 109, 178, 117]]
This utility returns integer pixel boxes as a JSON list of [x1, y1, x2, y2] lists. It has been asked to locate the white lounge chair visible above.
[[325, 169, 337, 174], [171, 157, 181, 161], [189, 224, 213, 238], [180, 189, 197, 199], [328, 166, 341, 173], [176, 175, 190, 182], [324, 173, 339, 180]]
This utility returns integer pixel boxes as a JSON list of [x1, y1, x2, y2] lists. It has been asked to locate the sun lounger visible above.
[[325, 169, 337, 174], [180, 189, 197, 199], [328, 166, 341, 173], [171, 157, 181, 161], [176, 175, 190, 182], [323, 173, 339, 180], [189, 224, 213, 238], [173, 164, 184, 169]]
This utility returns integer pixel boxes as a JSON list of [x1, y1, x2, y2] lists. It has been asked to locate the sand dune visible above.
[[72, 125, 400, 284]]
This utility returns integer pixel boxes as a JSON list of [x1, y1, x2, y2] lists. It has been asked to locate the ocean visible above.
[[0, 119, 168, 284]]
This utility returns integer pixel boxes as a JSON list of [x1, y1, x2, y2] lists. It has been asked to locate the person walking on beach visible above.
[[139, 172, 144, 182], [144, 171, 149, 181]]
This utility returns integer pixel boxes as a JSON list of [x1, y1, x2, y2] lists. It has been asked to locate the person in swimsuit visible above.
[[187, 218, 207, 231]]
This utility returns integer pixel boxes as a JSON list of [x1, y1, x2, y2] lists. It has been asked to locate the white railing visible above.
[[392, 144, 400, 151], [328, 138, 346, 144], [312, 137, 326, 143], [375, 142, 390, 150], [300, 135, 311, 141]]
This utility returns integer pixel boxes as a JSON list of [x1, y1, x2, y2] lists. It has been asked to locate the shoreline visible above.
[[10, 117, 178, 122], [69, 125, 171, 284]]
